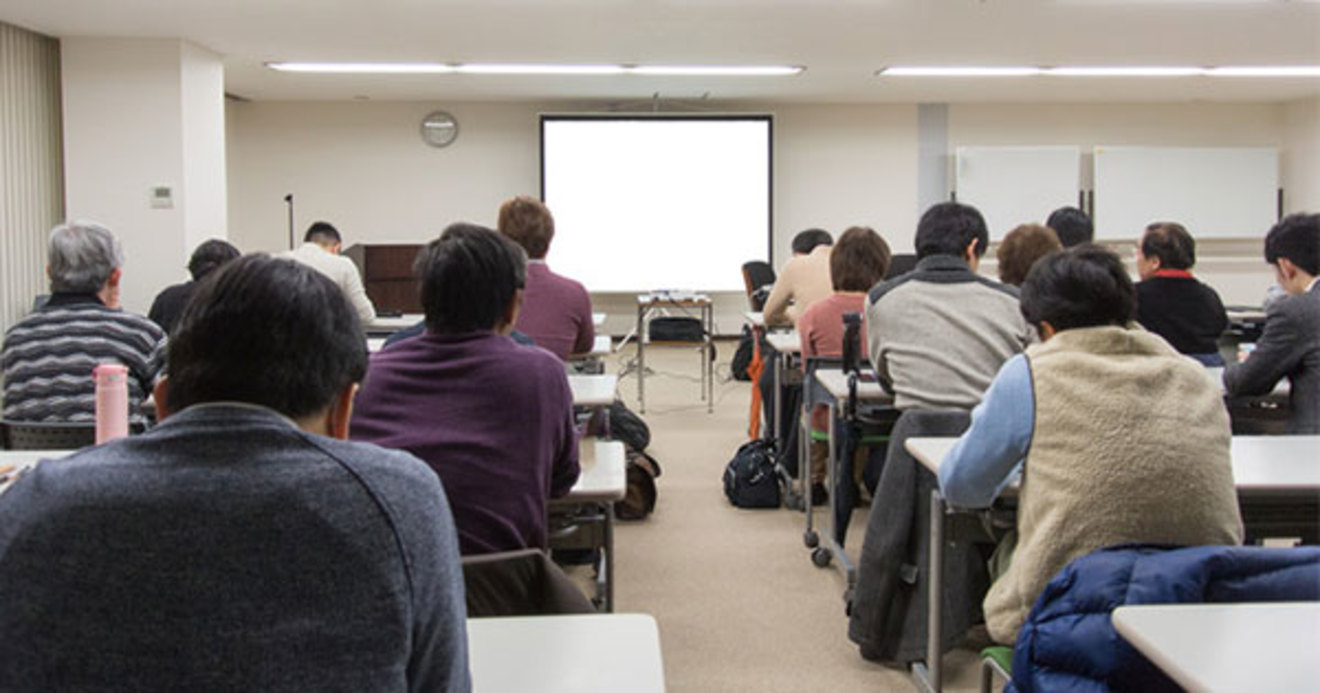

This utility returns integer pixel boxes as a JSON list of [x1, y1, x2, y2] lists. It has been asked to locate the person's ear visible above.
[[326, 383, 358, 440], [153, 377, 173, 421], [106, 267, 122, 288], [965, 238, 980, 262], [1038, 320, 1058, 341]]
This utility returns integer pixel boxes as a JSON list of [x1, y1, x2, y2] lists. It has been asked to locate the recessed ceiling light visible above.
[[877, 66, 1039, 77], [267, 62, 803, 77], [1206, 66, 1320, 77], [1046, 66, 1203, 77]]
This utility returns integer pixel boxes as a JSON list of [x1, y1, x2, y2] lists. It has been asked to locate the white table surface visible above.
[[367, 337, 386, 352], [814, 369, 892, 402], [1225, 308, 1268, 323], [1207, 366, 1290, 398], [637, 293, 710, 306], [568, 374, 618, 407], [0, 450, 76, 495], [590, 334, 611, 355], [467, 613, 665, 693], [558, 438, 627, 503], [744, 311, 764, 327], [1112, 602, 1320, 693], [765, 330, 801, 354], [906, 435, 1320, 492], [593, 312, 606, 327], [364, 313, 422, 331]]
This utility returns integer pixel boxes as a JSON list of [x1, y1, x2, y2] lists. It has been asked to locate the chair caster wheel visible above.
[[811, 547, 831, 568], [804, 530, 819, 548]]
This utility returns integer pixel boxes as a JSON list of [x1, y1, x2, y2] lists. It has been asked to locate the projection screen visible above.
[[540, 115, 772, 293]]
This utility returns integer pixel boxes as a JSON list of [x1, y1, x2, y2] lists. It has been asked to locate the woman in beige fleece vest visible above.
[[938, 244, 1243, 645]]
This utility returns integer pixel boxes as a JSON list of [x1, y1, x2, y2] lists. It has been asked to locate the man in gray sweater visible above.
[[867, 202, 1036, 410], [0, 255, 470, 692]]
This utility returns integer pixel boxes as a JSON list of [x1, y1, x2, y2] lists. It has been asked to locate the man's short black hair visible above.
[[187, 239, 241, 281], [914, 202, 989, 260], [417, 223, 527, 334], [1046, 207, 1094, 248], [791, 228, 833, 255], [166, 254, 367, 419], [1141, 222, 1197, 271], [304, 221, 342, 246], [1020, 243, 1136, 332], [1264, 213, 1320, 277]]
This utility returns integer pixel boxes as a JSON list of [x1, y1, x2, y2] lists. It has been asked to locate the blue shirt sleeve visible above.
[[937, 353, 1034, 508]]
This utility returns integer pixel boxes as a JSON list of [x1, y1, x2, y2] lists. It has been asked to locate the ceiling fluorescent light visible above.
[[629, 65, 803, 76], [878, 67, 1039, 77], [266, 62, 456, 74], [1207, 66, 1320, 77], [456, 64, 627, 75], [1047, 66, 1202, 77]]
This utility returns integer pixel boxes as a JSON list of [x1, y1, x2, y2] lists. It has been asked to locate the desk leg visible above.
[[637, 303, 646, 414], [911, 488, 946, 693], [604, 501, 615, 613], [705, 304, 714, 413]]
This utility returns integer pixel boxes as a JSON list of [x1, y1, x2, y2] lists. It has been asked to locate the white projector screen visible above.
[[541, 115, 772, 293]]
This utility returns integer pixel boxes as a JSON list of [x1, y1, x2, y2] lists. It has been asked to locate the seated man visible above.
[[0, 255, 469, 691], [284, 220, 376, 324], [351, 223, 580, 555], [763, 227, 834, 327], [866, 202, 1035, 411], [1045, 205, 1094, 248], [497, 196, 594, 360], [1225, 213, 1320, 433], [148, 238, 241, 334], [938, 245, 1243, 645], [1135, 221, 1228, 366], [1, 220, 166, 426]]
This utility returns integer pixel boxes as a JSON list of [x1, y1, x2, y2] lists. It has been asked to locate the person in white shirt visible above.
[[284, 221, 376, 324]]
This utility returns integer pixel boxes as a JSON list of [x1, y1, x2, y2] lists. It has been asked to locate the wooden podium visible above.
[[343, 244, 423, 313]]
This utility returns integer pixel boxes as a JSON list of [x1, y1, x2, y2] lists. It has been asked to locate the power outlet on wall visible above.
[[149, 185, 174, 209]]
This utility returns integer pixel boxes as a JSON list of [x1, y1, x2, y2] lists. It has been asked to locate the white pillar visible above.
[[61, 38, 227, 314]]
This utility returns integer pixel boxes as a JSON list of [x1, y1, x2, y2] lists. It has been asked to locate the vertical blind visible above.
[[0, 22, 62, 337]]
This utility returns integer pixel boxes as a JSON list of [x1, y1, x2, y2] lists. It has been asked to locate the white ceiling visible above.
[[4, 0, 1319, 104]]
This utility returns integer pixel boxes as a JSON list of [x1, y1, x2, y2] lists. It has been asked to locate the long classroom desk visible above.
[[765, 329, 801, 447], [568, 374, 618, 408], [904, 434, 1320, 693], [551, 438, 627, 611], [467, 613, 665, 693], [807, 369, 892, 595], [1112, 602, 1320, 693]]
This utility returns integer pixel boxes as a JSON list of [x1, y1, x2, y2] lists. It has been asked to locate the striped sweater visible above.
[[2, 294, 167, 425]]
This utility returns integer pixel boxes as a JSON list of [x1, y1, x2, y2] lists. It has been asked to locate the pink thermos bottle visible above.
[[94, 363, 129, 444]]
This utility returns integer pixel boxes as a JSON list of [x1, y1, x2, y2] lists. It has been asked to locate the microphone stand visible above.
[[284, 194, 295, 250]]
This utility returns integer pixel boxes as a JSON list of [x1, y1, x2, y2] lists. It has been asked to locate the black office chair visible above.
[[461, 548, 596, 616], [742, 261, 776, 311], [885, 253, 917, 280], [0, 419, 97, 450]]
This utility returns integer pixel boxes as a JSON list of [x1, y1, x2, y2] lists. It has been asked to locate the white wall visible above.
[[226, 100, 919, 333], [227, 99, 1312, 330], [1282, 96, 1320, 215], [950, 102, 1289, 305], [62, 38, 227, 314]]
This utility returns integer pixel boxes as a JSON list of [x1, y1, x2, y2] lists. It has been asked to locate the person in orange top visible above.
[[796, 226, 891, 501]]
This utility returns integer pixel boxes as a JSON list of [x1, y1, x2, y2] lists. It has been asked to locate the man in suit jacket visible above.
[[1225, 213, 1320, 434], [0, 255, 470, 692]]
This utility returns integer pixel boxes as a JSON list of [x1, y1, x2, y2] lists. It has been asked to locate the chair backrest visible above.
[[742, 261, 776, 310], [461, 548, 595, 617], [886, 253, 917, 280], [0, 420, 97, 450]]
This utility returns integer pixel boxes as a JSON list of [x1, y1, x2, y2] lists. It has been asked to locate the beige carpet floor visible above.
[[598, 341, 988, 693]]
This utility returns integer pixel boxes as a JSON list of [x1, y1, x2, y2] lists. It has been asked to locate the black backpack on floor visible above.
[[723, 438, 781, 509]]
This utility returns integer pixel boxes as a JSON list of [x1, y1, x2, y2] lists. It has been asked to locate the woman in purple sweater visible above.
[[350, 223, 580, 555]]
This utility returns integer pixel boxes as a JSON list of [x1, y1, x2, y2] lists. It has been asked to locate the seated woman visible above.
[[937, 244, 1243, 646], [796, 226, 891, 500], [995, 223, 1060, 287], [1135, 221, 1229, 366]]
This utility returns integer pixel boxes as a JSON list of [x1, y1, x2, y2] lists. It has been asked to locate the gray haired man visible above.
[[1, 220, 166, 425]]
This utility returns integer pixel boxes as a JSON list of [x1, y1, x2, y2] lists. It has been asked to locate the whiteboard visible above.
[[954, 146, 1081, 240], [1092, 146, 1278, 240]]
